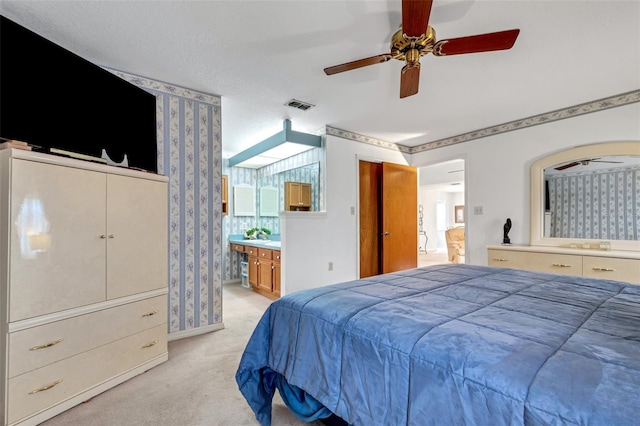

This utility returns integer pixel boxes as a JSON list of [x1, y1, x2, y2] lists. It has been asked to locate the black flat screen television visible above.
[[1, 15, 158, 173]]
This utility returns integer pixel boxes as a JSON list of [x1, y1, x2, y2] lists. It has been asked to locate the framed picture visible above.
[[454, 205, 465, 224]]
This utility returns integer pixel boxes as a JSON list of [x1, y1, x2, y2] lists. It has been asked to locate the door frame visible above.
[[355, 154, 386, 279], [356, 155, 419, 277]]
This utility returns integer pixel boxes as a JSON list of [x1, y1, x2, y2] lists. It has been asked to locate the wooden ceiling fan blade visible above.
[[400, 63, 420, 98], [436, 29, 520, 56], [555, 162, 580, 171], [402, 0, 434, 38], [324, 53, 393, 75]]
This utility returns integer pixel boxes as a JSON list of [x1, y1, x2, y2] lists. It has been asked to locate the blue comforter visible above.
[[236, 264, 640, 425]]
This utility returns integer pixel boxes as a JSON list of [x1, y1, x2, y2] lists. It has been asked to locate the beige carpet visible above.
[[41, 283, 323, 426]]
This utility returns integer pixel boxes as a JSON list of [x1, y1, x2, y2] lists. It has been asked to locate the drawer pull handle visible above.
[[141, 340, 159, 349], [592, 267, 616, 272], [492, 258, 508, 262], [142, 310, 159, 317], [552, 263, 572, 268], [100, 235, 106, 239], [29, 339, 64, 351], [108, 234, 115, 239], [29, 379, 63, 394]]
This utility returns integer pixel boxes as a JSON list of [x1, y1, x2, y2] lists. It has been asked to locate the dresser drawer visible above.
[[245, 246, 257, 256], [9, 295, 166, 378], [489, 249, 582, 276], [488, 249, 528, 269], [525, 252, 583, 276], [583, 256, 640, 284], [8, 324, 167, 425], [273, 250, 281, 262]]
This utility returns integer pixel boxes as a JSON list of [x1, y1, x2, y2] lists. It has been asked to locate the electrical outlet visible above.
[[328, 262, 333, 271], [473, 206, 483, 215]]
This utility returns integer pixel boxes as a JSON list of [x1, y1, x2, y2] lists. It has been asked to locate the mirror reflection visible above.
[[257, 162, 320, 216], [543, 155, 640, 241]]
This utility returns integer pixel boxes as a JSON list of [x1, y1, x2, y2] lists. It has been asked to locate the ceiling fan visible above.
[[554, 158, 624, 171], [323, 0, 520, 98]]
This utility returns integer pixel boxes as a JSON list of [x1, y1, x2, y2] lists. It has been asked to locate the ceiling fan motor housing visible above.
[[392, 26, 437, 63]]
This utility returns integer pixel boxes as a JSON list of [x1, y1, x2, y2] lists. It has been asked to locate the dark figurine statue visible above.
[[503, 218, 512, 245]]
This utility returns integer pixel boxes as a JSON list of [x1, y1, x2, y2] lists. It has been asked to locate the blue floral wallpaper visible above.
[[111, 69, 222, 335], [547, 165, 639, 240]]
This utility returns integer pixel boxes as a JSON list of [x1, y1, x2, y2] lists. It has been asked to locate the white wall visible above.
[[281, 135, 409, 294], [281, 103, 639, 293], [411, 103, 640, 265]]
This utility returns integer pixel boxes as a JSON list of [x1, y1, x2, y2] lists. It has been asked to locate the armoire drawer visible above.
[[7, 324, 167, 425], [583, 256, 640, 284], [9, 295, 167, 378]]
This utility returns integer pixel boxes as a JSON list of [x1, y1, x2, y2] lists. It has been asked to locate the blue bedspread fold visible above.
[[236, 264, 640, 425]]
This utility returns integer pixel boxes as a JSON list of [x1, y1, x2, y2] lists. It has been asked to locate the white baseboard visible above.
[[167, 322, 225, 341]]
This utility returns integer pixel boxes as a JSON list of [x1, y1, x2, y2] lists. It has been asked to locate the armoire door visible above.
[[359, 161, 418, 278]]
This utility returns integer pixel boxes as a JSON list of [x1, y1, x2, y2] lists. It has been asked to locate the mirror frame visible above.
[[530, 141, 640, 252]]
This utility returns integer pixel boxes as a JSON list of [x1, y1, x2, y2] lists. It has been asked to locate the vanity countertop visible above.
[[229, 235, 281, 250]]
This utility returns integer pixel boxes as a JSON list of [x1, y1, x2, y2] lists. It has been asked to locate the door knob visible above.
[[381, 232, 390, 236]]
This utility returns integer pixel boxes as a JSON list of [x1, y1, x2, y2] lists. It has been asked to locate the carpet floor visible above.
[[41, 282, 322, 426]]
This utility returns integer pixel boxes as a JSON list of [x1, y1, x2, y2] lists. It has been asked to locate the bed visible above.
[[236, 264, 640, 425]]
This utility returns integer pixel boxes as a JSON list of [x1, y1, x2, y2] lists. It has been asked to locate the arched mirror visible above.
[[530, 141, 640, 252]]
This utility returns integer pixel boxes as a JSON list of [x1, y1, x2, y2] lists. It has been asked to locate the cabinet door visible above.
[[272, 261, 281, 297], [258, 259, 273, 292], [106, 175, 168, 299], [9, 160, 106, 321], [285, 182, 300, 209], [248, 255, 258, 287], [300, 183, 311, 207]]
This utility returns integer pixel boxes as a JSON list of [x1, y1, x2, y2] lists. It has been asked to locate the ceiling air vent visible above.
[[285, 99, 315, 111]]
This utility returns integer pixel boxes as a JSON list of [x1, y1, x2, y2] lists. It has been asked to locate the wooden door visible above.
[[381, 162, 418, 273], [359, 161, 381, 278]]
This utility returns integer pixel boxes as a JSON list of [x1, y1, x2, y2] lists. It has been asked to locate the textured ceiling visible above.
[[2, 1, 639, 161]]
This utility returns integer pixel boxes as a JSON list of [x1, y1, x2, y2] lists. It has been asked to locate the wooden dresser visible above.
[[0, 149, 168, 425], [488, 244, 640, 284]]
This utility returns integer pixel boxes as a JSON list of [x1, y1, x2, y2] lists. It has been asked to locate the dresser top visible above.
[[487, 244, 640, 260]]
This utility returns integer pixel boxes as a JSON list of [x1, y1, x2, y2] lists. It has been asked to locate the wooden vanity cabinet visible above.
[[284, 181, 311, 211], [248, 247, 281, 299]]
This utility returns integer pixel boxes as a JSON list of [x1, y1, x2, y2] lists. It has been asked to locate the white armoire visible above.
[[0, 148, 169, 425]]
